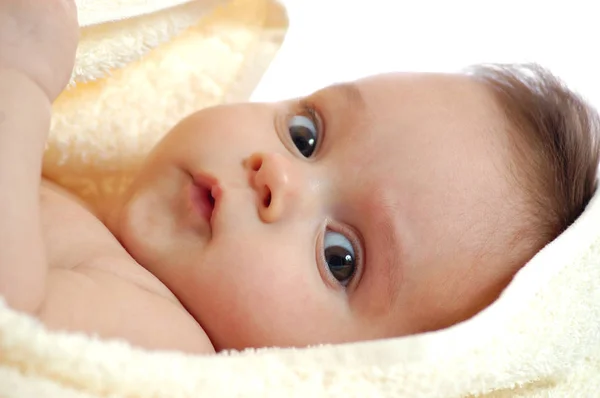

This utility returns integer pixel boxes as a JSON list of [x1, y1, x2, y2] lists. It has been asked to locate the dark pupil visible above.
[[290, 125, 316, 157], [325, 246, 355, 282]]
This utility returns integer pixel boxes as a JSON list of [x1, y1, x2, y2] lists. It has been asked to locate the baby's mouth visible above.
[[189, 172, 221, 227]]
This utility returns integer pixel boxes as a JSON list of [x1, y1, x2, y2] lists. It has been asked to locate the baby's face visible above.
[[115, 73, 527, 350]]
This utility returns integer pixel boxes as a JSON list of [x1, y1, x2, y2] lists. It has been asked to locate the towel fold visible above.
[[72, 0, 225, 84], [77, 0, 203, 26]]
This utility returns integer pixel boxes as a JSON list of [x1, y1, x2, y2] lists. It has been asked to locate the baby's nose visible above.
[[246, 152, 305, 223]]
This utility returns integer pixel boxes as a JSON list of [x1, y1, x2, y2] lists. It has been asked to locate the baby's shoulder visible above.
[[40, 178, 177, 300], [38, 179, 214, 353]]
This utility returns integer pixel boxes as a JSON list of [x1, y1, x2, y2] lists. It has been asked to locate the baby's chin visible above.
[[111, 169, 207, 275]]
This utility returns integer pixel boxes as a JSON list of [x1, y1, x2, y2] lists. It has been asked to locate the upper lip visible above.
[[192, 171, 221, 229]]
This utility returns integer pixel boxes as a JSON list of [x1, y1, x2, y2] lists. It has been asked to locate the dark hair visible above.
[[467, 63, 600, 246]]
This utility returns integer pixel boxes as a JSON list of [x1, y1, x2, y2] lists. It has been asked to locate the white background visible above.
[[252, 0, 600, 108]]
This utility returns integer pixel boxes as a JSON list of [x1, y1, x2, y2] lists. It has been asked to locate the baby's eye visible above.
[[324, 230, 356, 285], [288, 114, 318, 158]]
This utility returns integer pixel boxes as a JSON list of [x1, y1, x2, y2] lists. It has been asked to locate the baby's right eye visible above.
[[288, 112, 319, 158], [323, 230, 356, 286]]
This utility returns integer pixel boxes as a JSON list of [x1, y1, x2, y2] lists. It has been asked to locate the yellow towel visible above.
[[44, 0, 288, 213]]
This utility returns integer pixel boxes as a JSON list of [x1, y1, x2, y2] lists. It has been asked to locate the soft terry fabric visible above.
[[2, 0, 600, 396]]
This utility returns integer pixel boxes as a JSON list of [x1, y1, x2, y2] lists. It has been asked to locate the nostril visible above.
[[262, 187, 272, 207]]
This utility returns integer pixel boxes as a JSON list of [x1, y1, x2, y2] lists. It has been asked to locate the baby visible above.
[[1, 2, 599, 355]]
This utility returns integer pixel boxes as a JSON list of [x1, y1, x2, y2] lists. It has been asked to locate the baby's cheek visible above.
[[194, 246, 303, 345]]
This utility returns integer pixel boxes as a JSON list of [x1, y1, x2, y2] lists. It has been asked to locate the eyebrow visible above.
[[327, 82, 366, 111], [371, 196, 404, 311]]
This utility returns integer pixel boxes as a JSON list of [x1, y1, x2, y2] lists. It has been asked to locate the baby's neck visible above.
[[60, 175, 134, 242], [97, 191, 130, 244]]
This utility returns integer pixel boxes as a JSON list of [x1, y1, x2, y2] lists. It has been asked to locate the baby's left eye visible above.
[[288, 114, 318, 158], [323, 230, 356, 285]]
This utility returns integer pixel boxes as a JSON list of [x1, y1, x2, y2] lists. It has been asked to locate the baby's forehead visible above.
[[311, 73, 503, 138], [297, 72, 511, 178], [311, 73, 512, 178], [327, 73, 505, 136]]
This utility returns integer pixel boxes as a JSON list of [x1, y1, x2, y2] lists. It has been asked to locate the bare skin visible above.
[[0, 1, 531, 354], [37, 180, 214, 353]]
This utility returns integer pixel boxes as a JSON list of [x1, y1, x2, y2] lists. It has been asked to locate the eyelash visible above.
[[301, 102, 320, 126]]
